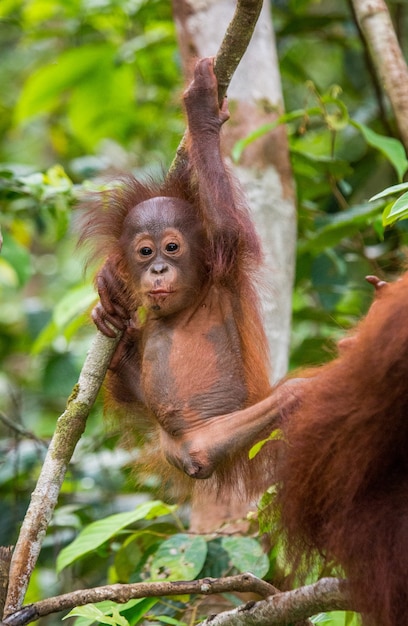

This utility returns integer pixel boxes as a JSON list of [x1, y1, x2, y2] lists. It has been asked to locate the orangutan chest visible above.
[[140, 318, 247, 424]]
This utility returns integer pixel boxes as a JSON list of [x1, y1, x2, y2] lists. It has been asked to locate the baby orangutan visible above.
[[78, 57, 280, 495]]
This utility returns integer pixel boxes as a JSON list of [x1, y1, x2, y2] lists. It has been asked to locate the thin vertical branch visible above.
[[169, 0, 264, 177], [351, 0, 408, 153]]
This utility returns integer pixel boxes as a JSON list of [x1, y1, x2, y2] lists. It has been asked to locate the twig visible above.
[[0, 412, 47, 447], [2, 574, 273, 625], [346, 0, 393, 137]]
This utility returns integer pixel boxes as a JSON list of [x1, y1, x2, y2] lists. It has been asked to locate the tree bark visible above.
[[351, 0, 408, 153], [3, 332, 120, 617]]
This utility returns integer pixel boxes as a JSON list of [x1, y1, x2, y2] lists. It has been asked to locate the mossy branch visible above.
[[3, 332, 120, 617]]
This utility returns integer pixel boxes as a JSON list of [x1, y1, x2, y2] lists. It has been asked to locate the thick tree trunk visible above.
[[172, 0, 297, 532]]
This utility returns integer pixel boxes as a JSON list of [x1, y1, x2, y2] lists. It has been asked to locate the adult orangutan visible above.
[[78, 57, 280, 495], [275, 273, 408, 626]]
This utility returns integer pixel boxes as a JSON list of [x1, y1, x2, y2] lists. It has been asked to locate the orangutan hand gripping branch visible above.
[[78, 57, 280, 495]]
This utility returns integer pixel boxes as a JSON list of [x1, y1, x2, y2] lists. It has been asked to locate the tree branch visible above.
[[213, 0, 264, 102], [198, 577, 351, 626], [169, 0, 264, 176], [3, 331, 121, 617], [0, 548, 13, 619], [346, 0, 393, 137], [351, 0, 408, 153], [1, 576, 351, 626]]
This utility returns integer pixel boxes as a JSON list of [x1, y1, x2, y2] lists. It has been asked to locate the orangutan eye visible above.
[[140, 247, 153, 256], [165, 242, 179, 253]]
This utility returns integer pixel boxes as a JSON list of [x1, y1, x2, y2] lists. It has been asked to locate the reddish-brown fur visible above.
[[77, 58, 275, 496], [76, 56, 408, 625], [276, 273, 408, 626]]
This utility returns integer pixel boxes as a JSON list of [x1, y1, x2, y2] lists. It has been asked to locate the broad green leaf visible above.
[[57, 501, 176, 572], [311, 611, 361, 625], [66, 599, 159, 626], [382, 191, 408, 226], [154, 617, 187, 626], [221, 536, 269, 578], [351, 120, 408, 181], [290, 150, 353, 178], [150, 534, 207, 581], [31, 284, 96, 354], [31, 319, 59, 355], [119, 597, 159, 626], [67, 61, 134, 149]]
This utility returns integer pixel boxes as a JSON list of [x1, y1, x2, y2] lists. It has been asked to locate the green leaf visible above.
[[0, 258, 19, 287], [64, 599, 158, 626], [311, 611, 362, 625], [221, 536, 269, 578], [31, 284, 96, 354], [351, 120, 408, 181], [57, 501, 177, 572], [369, 182, 408, 202], [154, 617, 187, 626], [119, 597, 158, 626], [150, 533, 207, 581], [298, 202, 381, 256], [382, 191, 408, 226], [232, 107, 322, 162], [290, 150, 353, 178], [67, 60, 134, 149], [31, 319, 59, 354], [64, 604, 129, 626], [249, 429, 283, 459]]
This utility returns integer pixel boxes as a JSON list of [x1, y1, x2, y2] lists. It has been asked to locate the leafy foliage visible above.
[[53, 499, 269, 625]]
